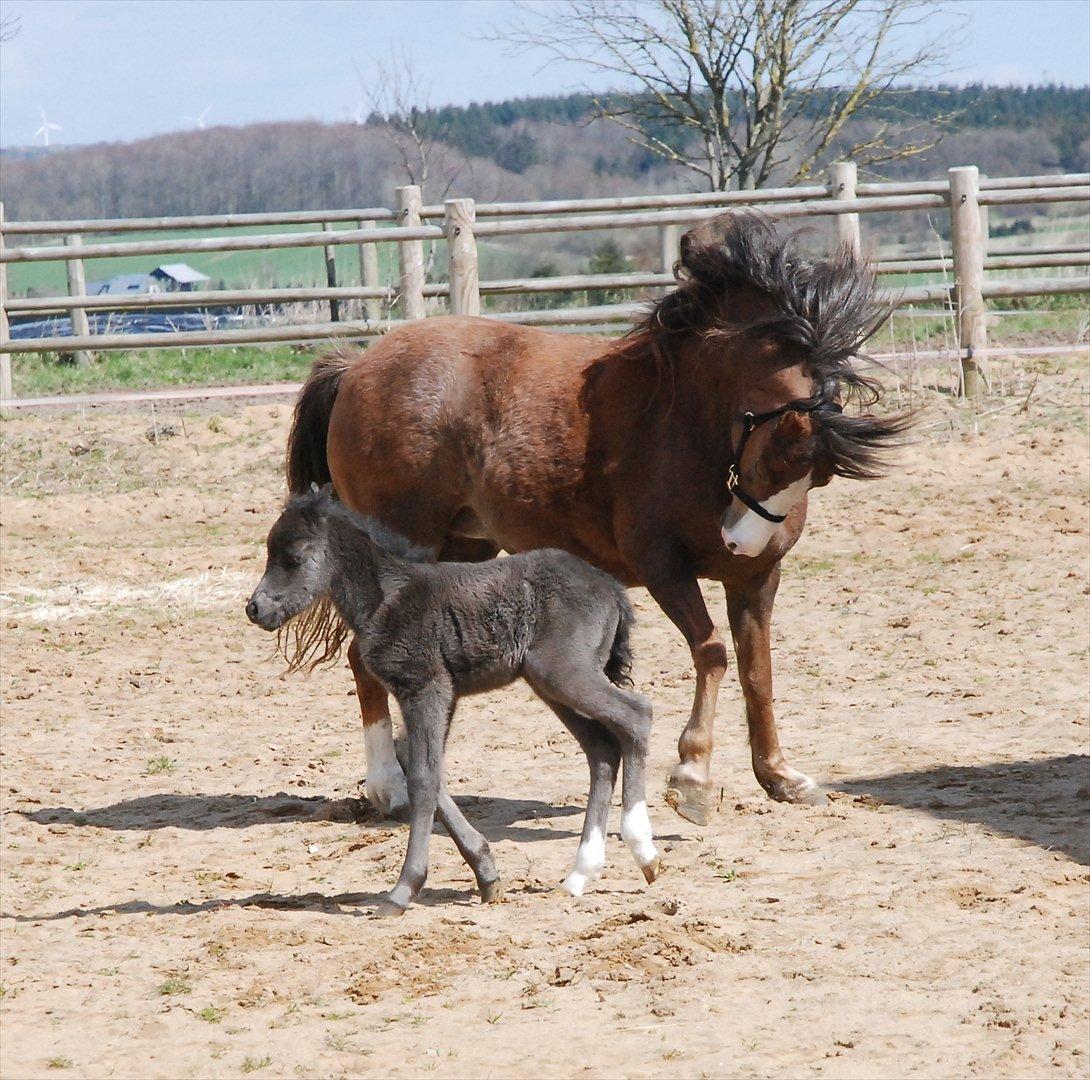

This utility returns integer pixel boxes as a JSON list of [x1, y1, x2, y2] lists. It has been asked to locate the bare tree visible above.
[[359, 49, 468, 201], [503, 0, 958, 190]]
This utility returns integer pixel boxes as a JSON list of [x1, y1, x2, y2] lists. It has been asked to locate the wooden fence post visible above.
[[829, 161, 861, 256], [395, 185, 426, 320], [357, 218, 381, 321], [948, 166, 988, 397], [445, 198, 480, 317], [0, 202, 11, 400], [660, 223, 680, 274], [64, 234, 93, 367], [321, 223, 340, 322]]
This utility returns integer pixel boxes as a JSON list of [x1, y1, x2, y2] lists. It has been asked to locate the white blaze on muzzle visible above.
[[721, 472, 811, 557]]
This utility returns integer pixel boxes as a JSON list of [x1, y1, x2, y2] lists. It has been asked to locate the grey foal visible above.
[[246, 485, 659, 914]]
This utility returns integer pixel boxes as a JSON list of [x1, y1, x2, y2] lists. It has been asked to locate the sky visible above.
[[0, 0, 1087, 147]]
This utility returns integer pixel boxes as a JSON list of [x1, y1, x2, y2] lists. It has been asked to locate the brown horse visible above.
[[281, 213, 911, 824]]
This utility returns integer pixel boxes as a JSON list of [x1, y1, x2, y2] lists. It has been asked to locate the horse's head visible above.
[[719, 403, 835, 557], [645, 213, 915, 558], [246, 484, 335, 631]]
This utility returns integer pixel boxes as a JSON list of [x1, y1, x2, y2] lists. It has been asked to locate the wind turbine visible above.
[[182, 105, 212, 130], [34, 106, 61, 147]]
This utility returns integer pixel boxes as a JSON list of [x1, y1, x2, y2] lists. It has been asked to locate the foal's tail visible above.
[[286, 351, 352, 495], [605, 597, 636, 688]]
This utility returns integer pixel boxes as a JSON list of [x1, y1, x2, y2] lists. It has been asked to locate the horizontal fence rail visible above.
[[2, 164, 1089, 402]]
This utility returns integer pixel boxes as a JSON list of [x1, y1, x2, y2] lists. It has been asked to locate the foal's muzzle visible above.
[[245, 591, 284, 631]]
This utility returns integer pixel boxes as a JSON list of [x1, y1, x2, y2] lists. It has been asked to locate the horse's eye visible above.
[[283, 549, 305, 569]]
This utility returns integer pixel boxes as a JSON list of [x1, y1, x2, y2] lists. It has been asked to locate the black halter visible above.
[[726, 397, 841, 524]]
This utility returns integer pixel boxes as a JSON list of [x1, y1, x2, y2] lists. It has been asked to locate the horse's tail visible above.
[[605, 595, 636, 688], [280, 351, 353, 674], [285, 351, 352, 495]]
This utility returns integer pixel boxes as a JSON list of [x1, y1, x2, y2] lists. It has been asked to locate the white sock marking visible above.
[[363, 721, 409, 815], [620, 800, 658, 869], [562, 826, 606, 897]]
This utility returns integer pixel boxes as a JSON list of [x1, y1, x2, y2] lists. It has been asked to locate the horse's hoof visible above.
[[761, 768, 826, 806], [641, 857, 661, 885], [479, 879, 505, 904], [665, 775, 711, 826]]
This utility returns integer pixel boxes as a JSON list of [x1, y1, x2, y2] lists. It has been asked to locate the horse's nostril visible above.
[[727, 542, 738, 552], [245, 598, 258, 622]]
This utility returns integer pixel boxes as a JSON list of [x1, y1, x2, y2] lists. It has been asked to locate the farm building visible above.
[[88, 263, 209, 296], [150, 263, 210, 290]]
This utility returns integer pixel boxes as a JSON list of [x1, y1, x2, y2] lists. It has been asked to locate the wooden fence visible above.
[[1, 164, 1088, 400]]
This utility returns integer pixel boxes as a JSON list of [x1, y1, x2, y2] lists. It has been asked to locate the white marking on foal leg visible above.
[[620, 800, 659, 869], [363, 721, 409, 815], [562, 827, 606, 898]]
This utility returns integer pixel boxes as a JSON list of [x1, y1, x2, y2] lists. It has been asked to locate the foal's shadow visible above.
[[0, 886, 479, 924], [15, 791, 584, 842], [838, 753, 1089, 866]]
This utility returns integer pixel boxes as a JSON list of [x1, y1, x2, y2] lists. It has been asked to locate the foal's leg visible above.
[[391, 742, 503, 902], [529, 651, 659, 891], [378, 683, 453, 916], [536, 700, 620, 897], [347, 637, 409, 816], [726, 568, 820, 804]]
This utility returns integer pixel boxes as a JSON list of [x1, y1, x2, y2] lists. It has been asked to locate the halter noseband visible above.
[[726, 397, 842, 524]]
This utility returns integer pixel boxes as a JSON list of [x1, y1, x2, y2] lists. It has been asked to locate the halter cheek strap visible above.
[[726, 397, 842, 524], [726, 413, 789, 523]]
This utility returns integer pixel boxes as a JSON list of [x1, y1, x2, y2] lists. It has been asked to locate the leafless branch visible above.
[[499, 0, 961, 191]]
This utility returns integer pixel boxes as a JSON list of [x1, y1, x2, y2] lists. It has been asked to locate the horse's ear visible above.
[[771, 411, 812, 446]]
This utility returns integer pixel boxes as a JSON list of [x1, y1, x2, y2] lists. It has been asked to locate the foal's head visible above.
[[641, 213, 914, 557], [246, 485, 336, 632]]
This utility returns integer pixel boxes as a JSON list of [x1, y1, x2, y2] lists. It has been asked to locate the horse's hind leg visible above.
[[534, 696, 620, 897], [378, 682, 454, 916], [348, 638, 409, 816], [391, 743, 502, 902]]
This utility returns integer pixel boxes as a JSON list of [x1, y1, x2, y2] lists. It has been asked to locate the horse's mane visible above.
[[626, 212, 913, 479]]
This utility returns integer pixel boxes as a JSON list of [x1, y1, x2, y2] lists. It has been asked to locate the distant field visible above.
[[7, 223, 528, 296]]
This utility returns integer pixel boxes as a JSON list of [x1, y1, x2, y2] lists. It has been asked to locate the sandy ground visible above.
[[1, 360, 1088, 1079]]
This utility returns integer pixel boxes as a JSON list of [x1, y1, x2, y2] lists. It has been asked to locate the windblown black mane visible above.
[[632, 213, 914, 479]]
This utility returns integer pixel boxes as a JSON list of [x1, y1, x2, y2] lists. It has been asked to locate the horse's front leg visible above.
[[726, 567, 822, 804], [348, 637, 409, 816], [644, 573, 730, 826]]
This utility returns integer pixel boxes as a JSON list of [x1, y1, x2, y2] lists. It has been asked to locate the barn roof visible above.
[[91, 273, 157, 295], [152, 263, 210, 284]]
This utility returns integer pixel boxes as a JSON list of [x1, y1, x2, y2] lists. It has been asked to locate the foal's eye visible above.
[[283, 549, 305, 569]]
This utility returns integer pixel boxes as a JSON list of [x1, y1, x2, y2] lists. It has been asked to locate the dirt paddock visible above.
[[1, 361, 1088, 1079]]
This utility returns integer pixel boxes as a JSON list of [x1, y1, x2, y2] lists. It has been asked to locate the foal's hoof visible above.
[[641, 857, 661, 885], [760, 768, 825, 806], [373, 896, 409, 918], [479, 879, 505, 904], [665, 773, 711, 826]]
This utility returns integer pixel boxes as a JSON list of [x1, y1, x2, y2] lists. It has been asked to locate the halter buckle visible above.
[[726, 464, 739, 492]]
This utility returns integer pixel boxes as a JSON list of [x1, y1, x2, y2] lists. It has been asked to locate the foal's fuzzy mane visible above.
[[628, 213, 914, 479], [275, 488, 430, 674]]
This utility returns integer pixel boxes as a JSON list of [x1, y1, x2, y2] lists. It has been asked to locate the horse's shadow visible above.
[[14, 791, 584, 843], [838, 753, 1089, 866]]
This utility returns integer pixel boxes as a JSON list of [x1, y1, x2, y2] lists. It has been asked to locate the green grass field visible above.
[[5, 305, 1085, 399]]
